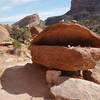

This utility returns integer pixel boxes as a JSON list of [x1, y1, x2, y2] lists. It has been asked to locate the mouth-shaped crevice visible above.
[[29, 22, 100, 71], [31, 22, 100, 48], [33, 39, 93, 47]]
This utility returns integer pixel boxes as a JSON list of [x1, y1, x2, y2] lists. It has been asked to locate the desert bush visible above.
[[79, 20, 100, 35], [12, 40, 22, 56], [6, 25, 31, 44]]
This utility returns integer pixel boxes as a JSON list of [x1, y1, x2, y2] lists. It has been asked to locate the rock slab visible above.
[[51, 77, 100, 100]]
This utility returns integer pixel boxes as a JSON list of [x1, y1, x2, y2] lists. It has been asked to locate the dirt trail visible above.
[[0, 63, 51, 100]]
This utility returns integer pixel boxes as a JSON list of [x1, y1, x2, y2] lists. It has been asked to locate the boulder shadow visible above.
[[1, 63, 51, 100]]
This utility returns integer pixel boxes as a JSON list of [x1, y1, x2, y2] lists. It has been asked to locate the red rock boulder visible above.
[[29, 22, 100, 71]]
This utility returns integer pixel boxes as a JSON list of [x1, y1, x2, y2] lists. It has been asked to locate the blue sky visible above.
[[0, 0, 71, 24]]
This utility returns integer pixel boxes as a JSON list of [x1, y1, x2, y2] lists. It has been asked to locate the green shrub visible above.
[[12, 40, 22, 56], [6, 26, 31, 44]]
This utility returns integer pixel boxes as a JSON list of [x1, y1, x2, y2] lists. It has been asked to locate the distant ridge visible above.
[[13, 14, 45, 28]]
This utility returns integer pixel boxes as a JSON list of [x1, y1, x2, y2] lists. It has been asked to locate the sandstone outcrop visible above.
[[30, 26, 43, 37], [0, 25, 11, 43], [29, 22, 100, 71], [13, 14, 45, 28], [50, 77, 100, 100]]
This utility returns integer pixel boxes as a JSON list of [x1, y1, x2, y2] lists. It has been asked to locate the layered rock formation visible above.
[[45, 0, 100, 34], [29, 22, 100, 71], [13, 14, 45, 28], [70, 0, 100, 13]]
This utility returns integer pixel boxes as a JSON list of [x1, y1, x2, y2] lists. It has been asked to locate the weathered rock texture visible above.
[[51, 77, 100, 100], [29, 22, 100, 71], [13, 14, 45, 28], [32, 22, 100, 47], [30, 26, 43, 36], [0, 25, 10, 43], [30, 45, 100, 71], [83, 64, 100, 84]]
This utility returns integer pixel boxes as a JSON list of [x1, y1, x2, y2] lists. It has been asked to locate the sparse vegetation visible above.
[[78, 19, 100, 35], [12, 40, 22, 56], [5, 25, 31, 44]]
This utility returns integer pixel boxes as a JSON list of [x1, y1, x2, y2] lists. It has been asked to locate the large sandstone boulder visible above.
[[29, 22, 100, 71], [30, 45, 100, 71], [0, 25, 10, 43], [50, 77, 100, 100]]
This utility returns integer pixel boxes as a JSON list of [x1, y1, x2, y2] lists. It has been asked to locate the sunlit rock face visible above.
[[29, 22, 100, 71], [0, 25, 10, 43], [13, 14, 45, 28], [51, 77, 100, 100]]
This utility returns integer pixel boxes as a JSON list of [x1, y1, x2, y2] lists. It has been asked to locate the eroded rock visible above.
[[51, 77, 100, 100], [29, 22, 100, 71], [31, 22, 100, 47], [83, 64, 100, 84], [30, 45, 100, 71], [30, 26, 43, 36]]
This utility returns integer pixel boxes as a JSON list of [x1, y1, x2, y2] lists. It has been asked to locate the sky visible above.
[[0, 0, 71, 24]]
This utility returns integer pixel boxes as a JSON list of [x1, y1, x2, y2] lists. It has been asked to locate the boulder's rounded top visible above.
[[31, 22, 100, 48]]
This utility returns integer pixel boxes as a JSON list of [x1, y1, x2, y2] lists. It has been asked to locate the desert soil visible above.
[[0, 45, 51, 100]]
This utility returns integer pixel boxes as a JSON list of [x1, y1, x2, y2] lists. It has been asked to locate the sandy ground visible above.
[[0, 45, 51, 100]]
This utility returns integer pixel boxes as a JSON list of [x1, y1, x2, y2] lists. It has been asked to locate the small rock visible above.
[[46, 70, 61, 88], [83, 65, 100, 84]]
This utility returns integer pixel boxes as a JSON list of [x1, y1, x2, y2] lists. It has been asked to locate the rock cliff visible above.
[[45, 0, 100, 34]]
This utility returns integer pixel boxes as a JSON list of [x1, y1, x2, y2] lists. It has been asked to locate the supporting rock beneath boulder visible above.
[[51, 77, 100, 100], [83, 64, 100, 84]]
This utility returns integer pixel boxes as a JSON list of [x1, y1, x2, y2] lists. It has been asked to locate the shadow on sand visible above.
[[1, 63, 51, 100]]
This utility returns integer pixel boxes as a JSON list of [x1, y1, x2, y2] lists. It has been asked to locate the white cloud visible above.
[[0, 15, 27, 23], [39, 7, 70, 20], [10, 0, 38, 4], [0, 0, 38, 11], [0, 6, 12, 10], [0, 7, 70, 24]]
